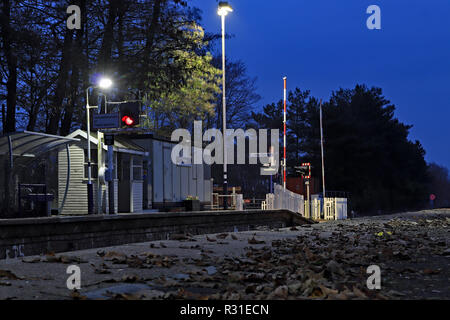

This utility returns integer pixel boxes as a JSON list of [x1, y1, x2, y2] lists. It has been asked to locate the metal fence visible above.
[[210, 192, 243, 211], [262, 184, 347, 220], [262, 184, 304, 215]]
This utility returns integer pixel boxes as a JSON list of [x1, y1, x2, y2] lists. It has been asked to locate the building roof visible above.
[[0, 131, 80, 158], [66, 130, 148, 156]]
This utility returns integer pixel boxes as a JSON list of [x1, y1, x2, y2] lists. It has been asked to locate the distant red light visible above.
[[122, 116, 134, 126]]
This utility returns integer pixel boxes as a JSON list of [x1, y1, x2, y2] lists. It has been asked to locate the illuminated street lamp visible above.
[[86, 77, 112, 214], [218, 1, 233, 16], [98, 78, 112, 90], [218, 2, 232, 209]]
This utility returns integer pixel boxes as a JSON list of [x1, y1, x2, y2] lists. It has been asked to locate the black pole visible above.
[[87, 165, 94, 215], [108, 181, 114, 214], [223, 174, 228, 210]]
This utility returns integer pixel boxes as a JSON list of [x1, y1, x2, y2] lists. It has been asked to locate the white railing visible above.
[[262, 184, 347, 220], [323, 197, 348, 220], [262, 184, 304, 215], [210, 191, 244, 211], [334, 197, 348, 220], [323, 197, 334, 220], [235, 194, 243, 211], [310, 198, 322, 220]]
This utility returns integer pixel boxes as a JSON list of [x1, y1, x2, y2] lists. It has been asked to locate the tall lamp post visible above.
[[218, 2, 233, 210], [86, 77, 112, 214]]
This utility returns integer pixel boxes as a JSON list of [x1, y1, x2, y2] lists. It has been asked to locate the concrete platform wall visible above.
[[0, 210, 311, 259]]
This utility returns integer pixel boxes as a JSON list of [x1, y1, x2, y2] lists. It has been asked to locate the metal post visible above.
[[86, 87, 94, 215], [319, 99, 326, 199], [306, 180, 310, 218], [97, 93, 107, 214], [97, 131, 103, 215], [283, 77, 287, 189], [221, 13, 228, 210], [269, 145, 274, 194], [108, 145, 114, 214]]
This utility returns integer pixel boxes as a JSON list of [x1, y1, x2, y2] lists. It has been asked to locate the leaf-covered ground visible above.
[[0, 209, 448, 300]]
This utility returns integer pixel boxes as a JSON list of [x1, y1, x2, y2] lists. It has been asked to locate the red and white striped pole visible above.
[[283, 76, 287, 189]]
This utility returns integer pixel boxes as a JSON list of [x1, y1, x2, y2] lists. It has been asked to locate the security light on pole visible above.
[[218, 2, 233, 16], [218, 1, 232, 210], [86, 77, 112, 215], [99, 78, 112, 89]]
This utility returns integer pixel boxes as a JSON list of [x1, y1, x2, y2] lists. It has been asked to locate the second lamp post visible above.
[[218, 1, 233, 210], [85, 77, 112, 215]]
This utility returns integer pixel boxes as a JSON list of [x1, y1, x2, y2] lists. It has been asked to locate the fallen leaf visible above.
[[70, 290, 87, 300], [60, 255, 85, 264], [423, 269, 440, 275], [94, 268, 111, 274], [309, 287, 325, 299], [352, 287, 367, 299], [169, 234, 190, 241], [43, 255, 60, 263], [248, 237, 265, 245], [319, 285, 339, 296], [22, 256, 41, 263], [104, 251, 127, 259], [122, 275, 140, 283], [272, 285, 288, 299], [0, 270, 21, 280], [326, 260, 345, 275]]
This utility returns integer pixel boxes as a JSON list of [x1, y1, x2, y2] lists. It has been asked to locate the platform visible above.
[[0, 209, 313, 259]]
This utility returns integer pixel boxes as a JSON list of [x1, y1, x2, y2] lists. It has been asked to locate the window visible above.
[[84, 149, 98, 179]]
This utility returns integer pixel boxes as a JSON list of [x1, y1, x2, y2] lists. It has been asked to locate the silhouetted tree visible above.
[[252, 84, 430, 213]]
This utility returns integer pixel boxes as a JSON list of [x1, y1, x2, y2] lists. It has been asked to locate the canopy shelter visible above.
[[0, 131, 80, 217], [65, 129, 148, 156]]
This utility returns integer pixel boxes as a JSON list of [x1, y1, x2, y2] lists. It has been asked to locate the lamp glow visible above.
[[98, 78, 112, 89], [218, 2, 233, 16]]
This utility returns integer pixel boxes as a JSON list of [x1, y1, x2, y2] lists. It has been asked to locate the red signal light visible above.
[[122, 115, 134, 126]]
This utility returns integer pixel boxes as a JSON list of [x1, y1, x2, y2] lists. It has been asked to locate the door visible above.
[[118, 153, 131, 212]]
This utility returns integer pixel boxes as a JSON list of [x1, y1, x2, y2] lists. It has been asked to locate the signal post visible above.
[[93, 101, 141, 214], [295, 162, 311, 218]]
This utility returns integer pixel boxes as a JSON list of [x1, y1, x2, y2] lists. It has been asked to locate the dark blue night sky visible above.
[[190, 0, 450, 170]]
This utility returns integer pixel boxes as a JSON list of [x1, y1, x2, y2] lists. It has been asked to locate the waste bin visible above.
[[27, 193, 55, 217]]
